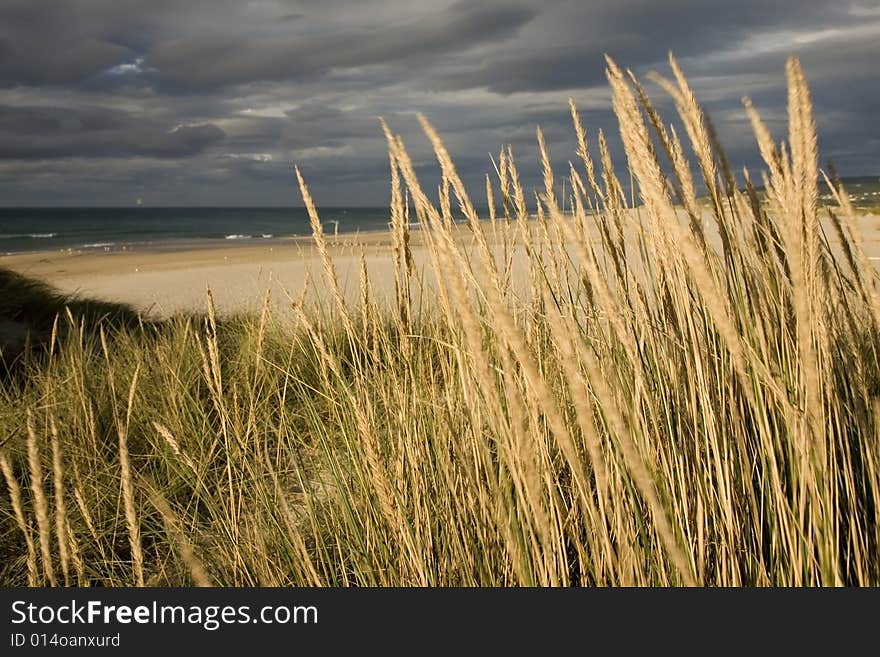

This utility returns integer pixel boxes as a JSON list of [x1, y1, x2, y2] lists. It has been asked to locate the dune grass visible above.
[[1, 55, 879, 586], [0, 266, 142, 380]]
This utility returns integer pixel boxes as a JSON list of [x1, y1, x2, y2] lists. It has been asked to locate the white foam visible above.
[[0, 232, 58, 239]]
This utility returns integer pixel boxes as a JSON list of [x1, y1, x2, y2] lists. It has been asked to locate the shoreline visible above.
[[0, 228, 406, 258], [4, 209, 880, 317], [0, 226, 430, 317]]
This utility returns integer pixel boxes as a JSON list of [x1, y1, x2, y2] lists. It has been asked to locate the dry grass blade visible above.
[[294, 164, 355, 337], [26, 410, 56, 586], [118, 364, 144, 586], [49, 417, 70, 586], [1, 453, 38, 586]]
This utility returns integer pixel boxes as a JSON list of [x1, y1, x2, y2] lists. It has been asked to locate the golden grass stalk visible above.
[[26, 410, 56, 586], [117, 364, 144, 586], [1, 453, 38, 586], [294, 164, 356, 338], [49, 417, 70, 586], [153, 422, 198, 477], [384, 129, 413, 330], [70, 458, 100, 548], [568, 98, 600, 204]]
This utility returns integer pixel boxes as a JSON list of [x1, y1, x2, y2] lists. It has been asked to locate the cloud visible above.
[[220, 153, 273, 163], [0, 37, 131, 87], [0, 104, 225, 159], [146, 1, 537, 90], [0, 0, 876, 206]]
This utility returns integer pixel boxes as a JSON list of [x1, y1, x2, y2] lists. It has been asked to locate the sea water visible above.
[[0, 207, 392, 255]]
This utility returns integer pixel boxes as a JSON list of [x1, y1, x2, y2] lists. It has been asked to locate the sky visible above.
[[0, 0, 878, 207]]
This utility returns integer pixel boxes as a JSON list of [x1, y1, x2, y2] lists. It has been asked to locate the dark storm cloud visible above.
[[148, 1, 537, 90], [432, 1, 866, 94], [0, 0, 877, 206], [0, 0, 276, 83], [0, 105, 225, 159]]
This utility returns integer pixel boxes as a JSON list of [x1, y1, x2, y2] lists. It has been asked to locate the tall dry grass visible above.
[[1, 55, 879, 586]]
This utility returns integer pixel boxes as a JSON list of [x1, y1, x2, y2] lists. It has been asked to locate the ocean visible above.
[[1, 176, 877, 255], [0, 207, 393, 255]]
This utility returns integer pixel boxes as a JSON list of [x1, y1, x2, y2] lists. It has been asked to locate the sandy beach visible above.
[[0, 220, 524, 318], [0, 231, 416, 316], [3, 210, 880, 317]]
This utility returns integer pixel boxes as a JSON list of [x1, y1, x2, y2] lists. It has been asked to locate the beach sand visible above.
[[0, 234, 406, 316], [3, 211, 880, 317]]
